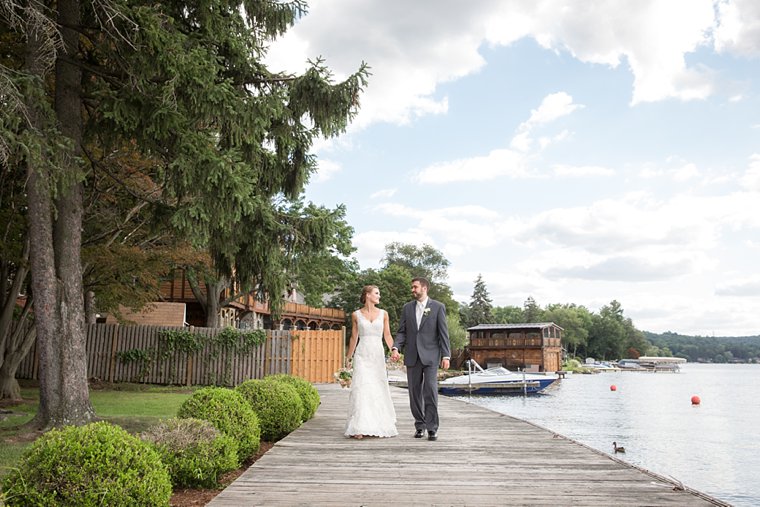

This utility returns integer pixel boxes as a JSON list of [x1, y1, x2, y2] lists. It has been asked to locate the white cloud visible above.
[[538, 130, 571, 150], [420, 93, 580, 183], [713, 0, 760, 57], [313, 159, 342, 182], [353, 230, 435, 268], [672, 162, 700, 182], [740, 153, 760, 191], [552, 164, 615, 177], [520, 92, 583, 130], [416, 149, 533, 183], [485, 0, 718, 104], [510, 132, 533, 152], [373, 202, 417, 218], [716, 276, 760, 296], [511, 93, 581, 152], [267, 0, 743, 130], [517, 194, 716, 253], [542, 254, 698, 282], [370, 203, 505, 261], [267, 0, 489, 127], [370, 188, 397, 199]]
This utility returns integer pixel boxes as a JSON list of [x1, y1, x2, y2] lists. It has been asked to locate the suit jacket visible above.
[[394, 298, 451, 367]]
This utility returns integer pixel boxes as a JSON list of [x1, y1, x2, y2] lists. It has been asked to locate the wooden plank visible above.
[[207, 384, 729, 507]]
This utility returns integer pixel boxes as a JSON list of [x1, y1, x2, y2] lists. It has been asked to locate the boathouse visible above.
[[466, 322, 563, 373]]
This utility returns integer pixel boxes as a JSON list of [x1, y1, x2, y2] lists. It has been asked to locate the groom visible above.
[[391, 277, 451, 441]]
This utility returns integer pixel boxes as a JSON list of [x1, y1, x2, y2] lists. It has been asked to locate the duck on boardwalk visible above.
[[613, 441, 626, 453]]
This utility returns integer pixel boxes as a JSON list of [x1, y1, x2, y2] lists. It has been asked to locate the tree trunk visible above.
[[28, 0, 94, 428], [0, 241, 31, 400], [0, 326, 36, 400], [187, 271, 225, 328], [204, 279, 225, 328], [24, 1, 61, 428], [85, 290, 97, 324]]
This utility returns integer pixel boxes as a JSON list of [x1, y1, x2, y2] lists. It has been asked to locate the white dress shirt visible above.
[[416, 298, 428, 327]]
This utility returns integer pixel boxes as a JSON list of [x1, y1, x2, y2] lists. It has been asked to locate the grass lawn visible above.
[[0, 382, 194, 479]]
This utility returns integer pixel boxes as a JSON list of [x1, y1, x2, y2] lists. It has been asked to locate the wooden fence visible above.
[[16, 325, 345, 385]]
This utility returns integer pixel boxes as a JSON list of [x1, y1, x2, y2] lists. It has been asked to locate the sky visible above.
[[266, 0, 760, 337]]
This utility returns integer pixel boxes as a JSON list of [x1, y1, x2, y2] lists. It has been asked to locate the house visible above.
[[466, 322, 563, 373], [157, 270, 345, 330]]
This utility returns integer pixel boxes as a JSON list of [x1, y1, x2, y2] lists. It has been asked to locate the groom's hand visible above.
[[441, 358, 450, 370], [390, 348, 400, 362]]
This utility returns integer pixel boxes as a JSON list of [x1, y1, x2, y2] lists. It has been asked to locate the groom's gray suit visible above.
[[394, 298, 451, 433]]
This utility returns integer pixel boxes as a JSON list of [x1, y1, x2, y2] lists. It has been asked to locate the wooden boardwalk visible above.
[[207, 384, 728, 506]]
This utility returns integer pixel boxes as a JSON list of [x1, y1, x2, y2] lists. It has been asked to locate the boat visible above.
[[636, 356, 686, 372], [611, 357, 687, 372], [437, 360, 560, 395], [583, 358, 620, 372]]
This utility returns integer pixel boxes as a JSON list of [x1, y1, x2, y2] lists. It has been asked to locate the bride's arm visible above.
[[383, 310, 394, 350], [345, 311, 359, 365]]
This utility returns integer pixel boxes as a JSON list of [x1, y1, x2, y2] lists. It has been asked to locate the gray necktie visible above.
[[416, 302, 424, 327]]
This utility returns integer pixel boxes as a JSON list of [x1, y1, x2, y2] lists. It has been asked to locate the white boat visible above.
[[583, 358, 620, 372], [438, 360, 560, 395], [636, 356, 686, 372]]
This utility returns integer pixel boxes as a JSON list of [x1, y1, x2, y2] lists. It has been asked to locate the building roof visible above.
[[467, 322, 564, 332]]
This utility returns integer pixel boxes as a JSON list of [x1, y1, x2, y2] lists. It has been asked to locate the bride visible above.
[[344, 285, 398, 439]]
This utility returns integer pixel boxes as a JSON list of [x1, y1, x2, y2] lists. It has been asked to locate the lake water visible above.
[[449, 363, 759, 506]]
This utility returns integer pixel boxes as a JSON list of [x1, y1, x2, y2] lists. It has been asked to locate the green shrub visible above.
[[141, 418, 238, 488], [236, 378, 302, 441], [268, 374, 320, 421], [177, 387, 260, 462], [1, 421, 171, 506]]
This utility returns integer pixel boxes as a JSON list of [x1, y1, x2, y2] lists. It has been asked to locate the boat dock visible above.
[[207, 383, 728, 506], [389, 379, 545, 394]]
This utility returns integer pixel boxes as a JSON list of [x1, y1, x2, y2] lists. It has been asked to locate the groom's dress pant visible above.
[[407, 359, 439, 432]]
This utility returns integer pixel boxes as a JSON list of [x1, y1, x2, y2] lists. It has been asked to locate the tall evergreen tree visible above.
[[466, 274, 493, 327], [523, 295, 542, 323], [1, 0, 367, 426]]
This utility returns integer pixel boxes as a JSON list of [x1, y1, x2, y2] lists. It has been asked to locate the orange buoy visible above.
[[610, 385, 617, 391], [691, 395, 701, 405]]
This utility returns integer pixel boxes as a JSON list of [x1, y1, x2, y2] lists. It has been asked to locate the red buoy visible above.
[[691, 395, 701, 405], [610, 385, 617, 391]]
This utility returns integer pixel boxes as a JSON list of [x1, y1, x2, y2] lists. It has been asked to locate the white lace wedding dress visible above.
[[344, 309, 398, 438]]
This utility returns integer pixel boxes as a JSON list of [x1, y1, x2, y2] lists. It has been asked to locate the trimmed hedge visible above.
[[141, 417, 239, 488], [236, 378, 302, 441], [177, 387, 260, 463], [268, 374, 320, 421], [1, 421, 171, 506]]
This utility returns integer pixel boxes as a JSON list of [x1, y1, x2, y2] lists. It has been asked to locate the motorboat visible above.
[[438, 360, 560, 395]]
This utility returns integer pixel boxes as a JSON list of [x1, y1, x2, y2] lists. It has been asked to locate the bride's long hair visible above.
[[360, 285, 379, 305]]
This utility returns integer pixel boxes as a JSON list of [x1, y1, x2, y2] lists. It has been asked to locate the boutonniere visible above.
[[423, 307, 431, 317]]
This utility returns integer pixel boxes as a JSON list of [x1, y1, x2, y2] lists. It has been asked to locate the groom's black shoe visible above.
[[414, 429, 425, 438], [427, 430, 437, 441]]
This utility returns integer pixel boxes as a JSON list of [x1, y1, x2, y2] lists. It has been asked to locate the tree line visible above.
[[302, 245, 652, 362], [644, 332, 760, 363], [322, 260, 760, 365], [458, 274, 759, 363]]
